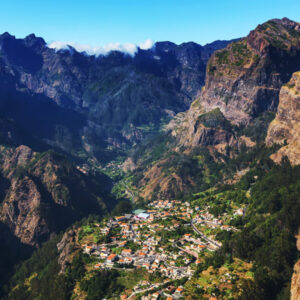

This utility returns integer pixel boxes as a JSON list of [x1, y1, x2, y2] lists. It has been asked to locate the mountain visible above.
[[169, 17, 300, 148], [0, 33, 233, 161], [0, 145, 115, 247], [0, 144, 116, 296], [0, 113, 121, 296], [266, 71, 300, 164], [0, 30, 234, 297], [1, 16, 300, 300], [127, 17, 300, 201]]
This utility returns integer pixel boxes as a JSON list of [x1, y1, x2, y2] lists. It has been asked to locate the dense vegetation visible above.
[[193, 159, 300, 299], [80, 270, 124, 300], [7, 235, 68, 300], [6, 232, 125, 300]]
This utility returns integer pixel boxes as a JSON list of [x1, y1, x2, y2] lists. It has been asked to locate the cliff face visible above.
[[57, 228, 80, 273], [266, 72, 300, 165], [0, 145, 113, 247], [168, 18, 300, 150]]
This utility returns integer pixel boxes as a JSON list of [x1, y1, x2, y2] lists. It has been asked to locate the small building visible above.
[[133, 209, 146, 215], [175, 286, 183, 295], [122, 249, 132, 256], [124, 257, 133, 264], [94, 263, 102, 269], [84, 245, 93, 254], [107, 254, 117, 263]]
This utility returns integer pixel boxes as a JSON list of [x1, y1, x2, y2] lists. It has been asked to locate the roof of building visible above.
[[107, 254, 117, 260], [122, 249, 132, 253], [137, 213, 150, 219]]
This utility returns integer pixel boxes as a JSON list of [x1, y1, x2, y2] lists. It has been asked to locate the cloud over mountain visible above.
[[48, 39, 154, 56]]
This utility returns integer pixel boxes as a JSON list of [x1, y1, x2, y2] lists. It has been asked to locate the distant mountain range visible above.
[[0, 32, 234, 161]]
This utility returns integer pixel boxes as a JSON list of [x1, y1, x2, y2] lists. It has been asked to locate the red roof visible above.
[[122, 249, 132, 253], [107, 254, 116, 260]]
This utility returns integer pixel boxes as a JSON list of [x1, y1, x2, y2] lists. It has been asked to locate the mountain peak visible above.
[[0, 32, 15, 41], [24, 33, 46, 48], [247, 17, 300, 53]]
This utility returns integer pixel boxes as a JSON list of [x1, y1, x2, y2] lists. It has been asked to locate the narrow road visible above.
[[174, 243, 198, 259], [190, 220, 221, 250], [127, 280, 171, 299]]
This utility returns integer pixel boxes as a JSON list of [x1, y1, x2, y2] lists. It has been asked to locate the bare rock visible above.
[[57, 228, 80, 273], [266, 72, 300, 165]]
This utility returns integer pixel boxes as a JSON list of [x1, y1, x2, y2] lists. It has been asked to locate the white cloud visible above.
[[47, 39, 154, 56], [139, 39, 154, 50]]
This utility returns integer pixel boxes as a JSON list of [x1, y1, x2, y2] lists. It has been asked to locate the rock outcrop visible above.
[[291, 233, 300, 300], [168, 18, 300, 150], [57, 228, 80, 273], [0, 145, 113, 247], [266, 72, 300, 165]]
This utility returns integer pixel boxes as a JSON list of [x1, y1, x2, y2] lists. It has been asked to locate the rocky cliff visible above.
[[0, 145, 114, 247], [169, 18, 300, 150], [266, 72, 300, 165], [57, 227, 80, 273]]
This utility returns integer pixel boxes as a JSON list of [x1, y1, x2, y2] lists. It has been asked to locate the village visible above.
[[79, 199, 244, 299]]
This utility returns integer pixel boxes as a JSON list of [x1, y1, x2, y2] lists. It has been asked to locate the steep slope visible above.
[[126, 17, 300, 200], [0, 145, 114, 247], [0, 33, 233, 160], [0, 107, 116, 297], [266, 71, 300, 164], [169, 18, 300, 149]]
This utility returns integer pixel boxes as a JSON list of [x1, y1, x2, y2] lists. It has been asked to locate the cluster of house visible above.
[[192, 205, 242, 233], [76, 164, 89, 175], [81, 199, 243, 297], [84, 242, 193, 279], [119, 280, 185, 300], [139, 285, 184, 300], [82, 204, 198, 279]]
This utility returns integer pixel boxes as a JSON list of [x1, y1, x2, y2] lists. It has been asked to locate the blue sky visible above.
[[0, 0, 299, 49]]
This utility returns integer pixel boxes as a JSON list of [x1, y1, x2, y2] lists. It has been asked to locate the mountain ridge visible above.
[[0, 32, 235, 162]]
